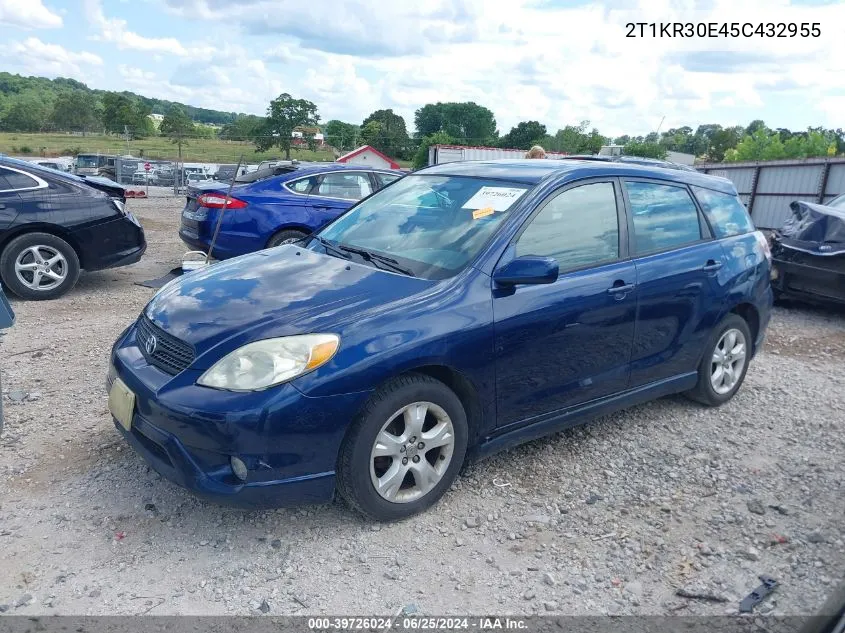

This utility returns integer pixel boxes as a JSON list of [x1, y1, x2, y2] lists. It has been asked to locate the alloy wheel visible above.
[[710, 328, 747, 395], [14, 245, 68, 292], [369, 401, 455, 503]]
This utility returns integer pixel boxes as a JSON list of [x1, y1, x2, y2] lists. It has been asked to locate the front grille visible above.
[[135, 314, 195, 375]]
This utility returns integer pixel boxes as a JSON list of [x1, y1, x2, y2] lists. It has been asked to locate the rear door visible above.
[[623, 179, 727, 387], [306, 171, 374, 227], [493, 179, 638, 427]]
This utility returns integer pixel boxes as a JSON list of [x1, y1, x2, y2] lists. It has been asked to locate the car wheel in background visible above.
[[0, 232, 81, 301], [266, 229, 309, 249], [336, 373, 469, 521], [686, 314, 753, 407]]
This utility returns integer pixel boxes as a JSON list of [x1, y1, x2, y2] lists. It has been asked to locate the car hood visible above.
[[144, 246, 433, 364]]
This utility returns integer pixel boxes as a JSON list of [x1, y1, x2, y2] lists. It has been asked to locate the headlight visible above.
[[197, 334, 339, 391]]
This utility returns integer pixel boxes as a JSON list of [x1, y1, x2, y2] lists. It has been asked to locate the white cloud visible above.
[[83, 0, 210, 57], [34, 0, 844, 137], [0, 0, 62, 29], [0, 38, 102, 80]]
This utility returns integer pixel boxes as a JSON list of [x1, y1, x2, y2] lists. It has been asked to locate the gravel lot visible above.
[[0, 190, 843, 616]]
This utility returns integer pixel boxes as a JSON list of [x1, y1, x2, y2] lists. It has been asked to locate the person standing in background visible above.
[[525, 145, 546, 159]]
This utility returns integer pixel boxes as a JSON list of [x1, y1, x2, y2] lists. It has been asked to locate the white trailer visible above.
[[427, 144, 570, 166]]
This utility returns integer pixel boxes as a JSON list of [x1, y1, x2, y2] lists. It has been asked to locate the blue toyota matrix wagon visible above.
[[108, 158, 772, 521]]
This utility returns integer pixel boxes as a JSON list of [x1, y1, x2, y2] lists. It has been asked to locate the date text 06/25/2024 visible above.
[[625, 22, 820, 38]]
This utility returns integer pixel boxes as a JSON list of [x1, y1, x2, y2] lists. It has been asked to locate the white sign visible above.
[[462, 186, 526, 212]]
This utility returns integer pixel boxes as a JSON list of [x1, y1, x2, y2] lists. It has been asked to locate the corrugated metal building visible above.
[[428, 145, 570, 164], [697, 157, 845, 229]]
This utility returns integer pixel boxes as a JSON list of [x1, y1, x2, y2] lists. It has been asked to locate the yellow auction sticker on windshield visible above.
[[472, 207, 495, 220]]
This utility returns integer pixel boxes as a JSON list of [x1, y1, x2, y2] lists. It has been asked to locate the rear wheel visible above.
[[686, 314, 752, 407], [266, 229, 308, 249], [337, 374, 468, 521], [0, 232, 80, 300]]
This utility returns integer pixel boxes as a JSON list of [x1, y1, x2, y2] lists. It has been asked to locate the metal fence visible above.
[[115, 158, 176, 186], [696, 157, 845, 229]]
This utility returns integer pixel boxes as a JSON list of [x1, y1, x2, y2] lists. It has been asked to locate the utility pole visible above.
[[123, 125, 131, 156]]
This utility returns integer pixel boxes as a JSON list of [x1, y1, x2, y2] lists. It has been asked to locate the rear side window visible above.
[[692, 186, 755, 237], [0, 167, 40, 191], [285, 175, 318, 194], [315, 172, 372, 200], [517, 182, 620, 272], [625, 181, 702, 254]]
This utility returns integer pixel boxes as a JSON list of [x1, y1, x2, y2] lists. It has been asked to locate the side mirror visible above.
[[493, 255, 559, 286]]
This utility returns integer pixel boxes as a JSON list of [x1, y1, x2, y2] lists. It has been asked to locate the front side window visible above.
[[318, 175, 531, 279], [0, 167, 40, 191], [314, 172, 373, 200], [516, 182, 620, 272], [626, 181, 703, 254], [692, 186, 755, 237], [375, 172, 401, 188]]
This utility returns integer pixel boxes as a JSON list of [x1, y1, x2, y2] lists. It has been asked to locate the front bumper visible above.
[[108, 324, 370, 508]]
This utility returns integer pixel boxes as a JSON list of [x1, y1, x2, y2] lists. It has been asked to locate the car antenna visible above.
[[180, 155, 244, 273], [206, 155, 244, 265]]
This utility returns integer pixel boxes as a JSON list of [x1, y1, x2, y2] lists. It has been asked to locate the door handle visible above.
[[607, 281, 635, 295], [702, 259, 723, 272]]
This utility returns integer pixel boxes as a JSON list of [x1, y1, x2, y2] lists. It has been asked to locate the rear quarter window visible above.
[[692, 186, 755, 238], [0, 167, 40, 191]]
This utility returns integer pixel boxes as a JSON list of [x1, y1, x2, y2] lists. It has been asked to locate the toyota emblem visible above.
[[145, 334, 157, 356]]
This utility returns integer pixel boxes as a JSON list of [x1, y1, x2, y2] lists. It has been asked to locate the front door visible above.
[[493, 179, 638, 428]]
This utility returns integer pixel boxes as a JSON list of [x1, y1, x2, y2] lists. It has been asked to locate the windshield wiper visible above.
[[336, 243, 415, 276], [311, 235, 350, 260], [289, 233, 349, 260]]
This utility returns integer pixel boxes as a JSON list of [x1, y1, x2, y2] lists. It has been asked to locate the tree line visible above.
[[0, 72, 240, 137], [234, 94, 845, 167], [3, 73, 844, 166]]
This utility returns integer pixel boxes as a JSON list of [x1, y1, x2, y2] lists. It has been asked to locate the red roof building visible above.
[[336, 145, 401, 170]]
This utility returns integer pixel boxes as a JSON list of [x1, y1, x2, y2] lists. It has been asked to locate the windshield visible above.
[[76, 156, 99, 168], [316, 175, 531, 280], [829, 194, 845, 209]]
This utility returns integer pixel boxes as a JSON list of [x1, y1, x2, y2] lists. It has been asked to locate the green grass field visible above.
[[0, 132, 336, 164]]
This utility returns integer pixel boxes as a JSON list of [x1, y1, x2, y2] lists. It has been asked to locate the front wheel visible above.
[[686, 314, 752, 407], [336, 374, 468, 521]]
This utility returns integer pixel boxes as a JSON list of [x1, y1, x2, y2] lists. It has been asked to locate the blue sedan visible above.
[[179, 163, 403, 258], [110, 158, 772, 521]]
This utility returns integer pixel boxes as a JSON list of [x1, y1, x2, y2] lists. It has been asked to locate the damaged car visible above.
[[770, 196, 845, 305], [0, 156, 146, 300]]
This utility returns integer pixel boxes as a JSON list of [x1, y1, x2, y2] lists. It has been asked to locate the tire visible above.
[[0, 232, 80, 301], [686, 314, 753, 407], [266, 229, 308, 249], [336, 373, 469, 521]]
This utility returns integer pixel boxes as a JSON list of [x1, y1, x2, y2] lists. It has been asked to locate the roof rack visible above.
[[556, 154, 696, 172]]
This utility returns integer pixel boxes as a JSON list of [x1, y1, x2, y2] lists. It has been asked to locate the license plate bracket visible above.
[[108, 377, 136, 431]]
